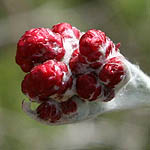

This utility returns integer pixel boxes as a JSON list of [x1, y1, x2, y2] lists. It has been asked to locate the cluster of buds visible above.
[[16, 23, 130, 124]]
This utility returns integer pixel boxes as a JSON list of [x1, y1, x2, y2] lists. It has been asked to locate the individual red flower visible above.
[[99, 57, 125, 88], [22, 60, 70, 101], [76, 73, 97, 99], [79, 29, 106, 62], [61, 99, 77, 115], [16, 28, 65, 72], [36, 101, 62, 122], [52, 22, 81, 39]]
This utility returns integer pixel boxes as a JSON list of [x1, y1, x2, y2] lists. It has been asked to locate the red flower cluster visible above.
[[16, 23, 127, 123]]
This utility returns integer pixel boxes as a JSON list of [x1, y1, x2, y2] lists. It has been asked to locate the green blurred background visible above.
[[0, 0, 150, 149]]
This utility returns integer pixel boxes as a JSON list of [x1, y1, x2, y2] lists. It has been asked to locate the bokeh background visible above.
[[0, 0, 150, 149]]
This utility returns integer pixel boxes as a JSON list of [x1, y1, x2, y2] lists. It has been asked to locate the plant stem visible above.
[[102, 61, 150, 113]]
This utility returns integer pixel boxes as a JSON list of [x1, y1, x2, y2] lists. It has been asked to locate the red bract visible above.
[[69, 49, 88, 75], [61, 99, 77, 115], [90, 86, 102, 101], [16, 28, 65, 72], [79, 29, 106, 62], [89, 62, 103, 69], [52, 22, 80, 39], [105, 40, 114, 58], [76, 73, 97, 100], [56, 76, 73, 96], [36, 101, 62, 122], [99, 57, 125, 88], [21, 60, 69, 101], [103, 87, 115, 102], [115, 43, 121, 51]]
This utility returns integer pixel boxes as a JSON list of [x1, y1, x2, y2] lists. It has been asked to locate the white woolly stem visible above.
[[102, 60, 150, 113]]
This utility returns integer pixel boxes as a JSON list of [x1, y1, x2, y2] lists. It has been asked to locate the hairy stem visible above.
[[102, 61, 150, 113]]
